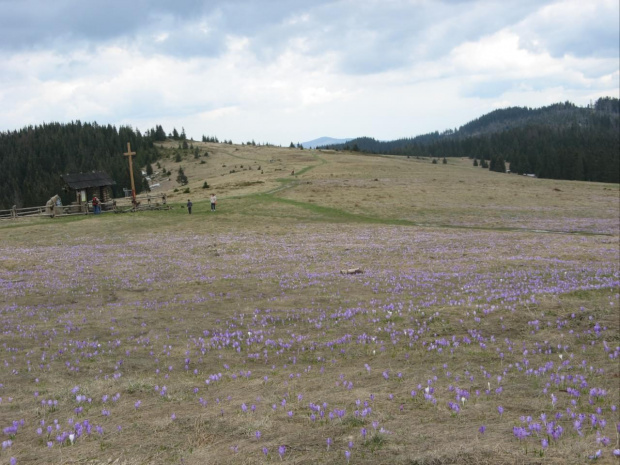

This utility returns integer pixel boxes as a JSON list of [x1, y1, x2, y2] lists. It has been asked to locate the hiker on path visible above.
[[187, 199, 193, 214], [210, 194, 217, 211]]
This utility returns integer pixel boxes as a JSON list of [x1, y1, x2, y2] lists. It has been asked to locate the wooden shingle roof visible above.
[[61, 171, 116, 190]]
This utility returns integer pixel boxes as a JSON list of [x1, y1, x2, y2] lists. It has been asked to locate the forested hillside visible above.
[[0, 122, 167, 209], [1, 98, 618, 209], [323, 97, 619, 183]]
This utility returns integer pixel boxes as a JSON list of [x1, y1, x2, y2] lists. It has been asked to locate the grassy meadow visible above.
[[0, 143, 619, 464]]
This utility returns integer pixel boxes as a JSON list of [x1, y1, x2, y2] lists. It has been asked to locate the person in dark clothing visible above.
[[92, 196, 100, 214], [187, 199, 193, 214]]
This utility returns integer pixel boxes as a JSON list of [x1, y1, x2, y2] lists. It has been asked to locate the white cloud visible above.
[[451, 30, 554, 75]]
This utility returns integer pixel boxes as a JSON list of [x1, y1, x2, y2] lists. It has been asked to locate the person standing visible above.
[[210, 194, 217, 211], [92, 196, 100, 214], [187, 199, 193, 214]]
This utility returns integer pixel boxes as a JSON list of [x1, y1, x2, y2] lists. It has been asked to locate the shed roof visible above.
[[62, 171, 116, 190]]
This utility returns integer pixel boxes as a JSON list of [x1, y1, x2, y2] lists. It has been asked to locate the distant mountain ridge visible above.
[[301, 137, 352, 149]]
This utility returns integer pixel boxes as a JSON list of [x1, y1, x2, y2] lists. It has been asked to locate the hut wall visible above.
[[101, 186, 112, 202]]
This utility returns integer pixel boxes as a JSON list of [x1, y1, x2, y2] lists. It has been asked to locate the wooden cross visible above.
[[124, 142, 137, 203]]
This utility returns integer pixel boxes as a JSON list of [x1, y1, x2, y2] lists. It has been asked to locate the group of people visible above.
[[186, 194, 217, 214], [89, 193, 213, 216]]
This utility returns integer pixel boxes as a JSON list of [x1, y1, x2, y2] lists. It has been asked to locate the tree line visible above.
[[0, 121, 163, 209], [321, 97, 619, 183]]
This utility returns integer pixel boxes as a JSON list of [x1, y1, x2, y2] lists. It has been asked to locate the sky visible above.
[[0, 0, 618, 146]]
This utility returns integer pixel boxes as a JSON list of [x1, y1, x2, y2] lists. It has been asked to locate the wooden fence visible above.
[[0, 195, 170, 220]]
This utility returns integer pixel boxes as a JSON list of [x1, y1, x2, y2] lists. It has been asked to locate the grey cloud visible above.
[[2, 0, 614, 79], [516, 1, 619, 59], [0, 0, 212, 51], [239, 0, 563, 75], [0, 0, 330, 51]]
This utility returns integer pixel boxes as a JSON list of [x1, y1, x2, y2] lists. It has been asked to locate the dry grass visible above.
[[0, 144, 618, 465]]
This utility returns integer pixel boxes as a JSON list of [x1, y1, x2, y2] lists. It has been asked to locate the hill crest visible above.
[[301, 137, 352, 149]]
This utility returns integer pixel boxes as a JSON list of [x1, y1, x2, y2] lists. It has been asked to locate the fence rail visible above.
[[0, 195, 170, 220]]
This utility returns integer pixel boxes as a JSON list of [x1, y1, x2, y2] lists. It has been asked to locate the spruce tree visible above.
[[177, 166, 188, 185]]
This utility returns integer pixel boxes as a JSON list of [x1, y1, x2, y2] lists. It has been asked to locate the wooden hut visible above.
[[61, 171, 116, 210]]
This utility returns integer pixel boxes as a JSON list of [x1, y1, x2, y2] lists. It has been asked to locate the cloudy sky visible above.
[[1, 0, 618, 145]]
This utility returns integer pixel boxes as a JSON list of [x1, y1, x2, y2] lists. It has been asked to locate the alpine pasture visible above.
[[1, 144, 618, 465]]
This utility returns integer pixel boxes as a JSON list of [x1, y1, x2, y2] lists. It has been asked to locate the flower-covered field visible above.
[[0, 212, 618, 464]]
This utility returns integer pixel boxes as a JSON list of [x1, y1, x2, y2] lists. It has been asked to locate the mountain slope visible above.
[[301, 137, 352, 149], [319, 97, 619, 183]]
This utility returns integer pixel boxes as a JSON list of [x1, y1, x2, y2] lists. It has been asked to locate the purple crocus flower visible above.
[[278, 445, 286, 458], [513, 426, 530, 440]]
